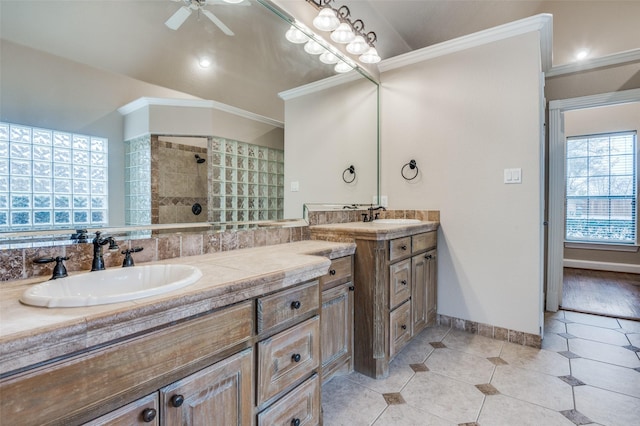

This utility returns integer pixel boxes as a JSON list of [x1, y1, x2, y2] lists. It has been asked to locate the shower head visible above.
[[195, 154, 206, 164]]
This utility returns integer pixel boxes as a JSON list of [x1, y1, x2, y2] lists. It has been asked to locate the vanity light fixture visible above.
[[304, 39, 325, 55], [334, 61, 354, 73], [313, 7, 340, 31], [285, 24, 309, 44]]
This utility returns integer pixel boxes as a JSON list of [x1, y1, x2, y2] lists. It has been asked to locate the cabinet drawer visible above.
[[257, 374, 320, 426], [257, 280, 319, 333], [83, 393, 159, 426], [389, 259, 411, 309], [257, 316, 320, 405], [413, 232, 437, 253], [389, 236, 411, 261], [389, 301, 412, 359], [319, 256, 352, 291]]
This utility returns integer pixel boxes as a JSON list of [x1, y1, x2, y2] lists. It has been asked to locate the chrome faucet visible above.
[[362, 205, 386, 222], [91, 231, 119, 271]]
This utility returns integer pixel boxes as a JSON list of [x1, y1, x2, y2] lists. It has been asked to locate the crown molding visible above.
[[117, 97, 284, 128], [378, 13, 553, 73], [549, 87, 640, 111], [546, 48, 640, 78], [278, 72, 366, 100]]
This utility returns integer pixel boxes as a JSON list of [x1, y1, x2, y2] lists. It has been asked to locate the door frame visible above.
[[546, 87, 640, 312]]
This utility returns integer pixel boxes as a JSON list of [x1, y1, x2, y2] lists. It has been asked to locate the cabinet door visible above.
[[320, 282, 354, 382], [426, 249, 438, 326], [389, 300, 411, 359], [83, 393, 159, 426], [411, 253, 428, 335], [160, 348, 253, 426], [257, 375, 320, 426], [389, 258, 411, 309]]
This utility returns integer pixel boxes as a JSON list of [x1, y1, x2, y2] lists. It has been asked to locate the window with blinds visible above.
[[565, 131, 637, 244]]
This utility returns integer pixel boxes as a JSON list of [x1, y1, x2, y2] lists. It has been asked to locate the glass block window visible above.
[[565, 131, 637, 244], [0, 122, 108, 231], [209, 137, 284, 222]]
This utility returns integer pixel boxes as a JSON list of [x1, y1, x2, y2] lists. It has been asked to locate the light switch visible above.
[[290, 181, 299, 192], [504, 168, 522, 184]]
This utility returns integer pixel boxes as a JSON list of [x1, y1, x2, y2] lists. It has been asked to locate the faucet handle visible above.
[[121, 247, 143, 267], [33, 256, 69, 280]]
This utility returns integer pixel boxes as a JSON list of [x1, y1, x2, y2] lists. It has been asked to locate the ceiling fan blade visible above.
[[165, 6, 192, 30], [205, 0, 251, 6], [201, 9, 234, 36]]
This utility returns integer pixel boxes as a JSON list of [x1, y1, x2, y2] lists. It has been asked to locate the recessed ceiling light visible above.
[[199, 57, 212, 68], [575, 49, 589, 61]]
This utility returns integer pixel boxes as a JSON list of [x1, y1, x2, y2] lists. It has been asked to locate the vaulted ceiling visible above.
[[1, 0, 638, 121]]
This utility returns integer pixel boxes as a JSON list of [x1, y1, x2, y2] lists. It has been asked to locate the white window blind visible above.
[[565, 131, 637, 244]]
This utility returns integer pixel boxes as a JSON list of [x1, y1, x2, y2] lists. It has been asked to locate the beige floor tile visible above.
[[322, 377, 388, 426], [425, 347, 495, 384], [574, 385, 640, 426], [568, 338, 640, 368], [478, 394, 576, 426], [571, 358, 640, 398], [500, 342, 571, 376], [490, 365, 574, 411], [420, 325, 452, 342], [442, 329, 504, 358], [391, 330, 437, 365], [563, 311, 621, 329], [566, 322, 630, 346], [345, 363, 415, 394], [541, 332, 569, 352], [401, 372, 485, 424], [372, 405, 456, 426]]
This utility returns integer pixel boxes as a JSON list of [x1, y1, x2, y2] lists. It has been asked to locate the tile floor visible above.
[[321, 311, 640, 426]]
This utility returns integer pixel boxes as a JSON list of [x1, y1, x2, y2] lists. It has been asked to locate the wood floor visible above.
[[562, 268, 640, 321]]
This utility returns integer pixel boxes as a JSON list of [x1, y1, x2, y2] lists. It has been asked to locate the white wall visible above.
[[283, 78, 378, 218], [380, 32, 544, 334]]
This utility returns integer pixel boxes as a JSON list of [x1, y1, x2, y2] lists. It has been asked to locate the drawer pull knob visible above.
[[401, 245, 407, 250], [141, 408, 157, 422], [401, 324, 407, 330], [349, 285, 355, 291], [425, 254, 433, 259], [401, 280, 407, 285], [291, 300, 301, 310], [329, 269, 336, 275], [291, 419, 301, 426], [170, 394, 184, 408], [291, 353, 302, 362]]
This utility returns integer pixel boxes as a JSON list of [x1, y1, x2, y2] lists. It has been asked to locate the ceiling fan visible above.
[[165, 0, 249, 35]]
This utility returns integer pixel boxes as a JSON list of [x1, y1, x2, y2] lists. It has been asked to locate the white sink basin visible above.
[[20, 264, 202, 308], [372, 219, 422, 225]]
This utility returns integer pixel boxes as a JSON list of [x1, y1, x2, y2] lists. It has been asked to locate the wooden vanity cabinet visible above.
[[353, 231, 437, 379], [83, 393, 159, 426], [319, 255, 354, 383]]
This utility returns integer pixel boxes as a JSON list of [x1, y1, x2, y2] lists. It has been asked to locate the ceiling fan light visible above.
[[334, 61, 353, 73], [319, 50, 340, 64], [285, 25, 309, 44], [330, 22, 355, 44], [359, 46, 381, 64], [222, 0, 245, 3], [304, 39, 325, 55], [346, 35, 369, 55], [313, 8, 340, 32]]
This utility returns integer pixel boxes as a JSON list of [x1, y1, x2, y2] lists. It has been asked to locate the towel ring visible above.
[[401, 159, 419, 180], [342, 165, 356, 183]]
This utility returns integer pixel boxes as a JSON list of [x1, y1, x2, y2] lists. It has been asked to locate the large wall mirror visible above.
[[0, 0, 379, 244]]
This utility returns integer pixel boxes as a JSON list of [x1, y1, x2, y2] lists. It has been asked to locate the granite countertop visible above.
[[0, 240, 355, 376], [310, 220, 440, 241]]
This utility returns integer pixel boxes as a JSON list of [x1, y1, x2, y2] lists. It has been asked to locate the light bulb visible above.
[[313, 8, 340, 32], [331, 22, 355, 44], [319, 50, 340, 64], [304, 39, 325, 55], [346, 35, 369, 55], [285, 25, 309, 44], [223, 0, 244, 3], [199, 57, 211, 68], [359, 47, 381, 64], [575, 49, 589, 61], [334, 61, 353, 73]]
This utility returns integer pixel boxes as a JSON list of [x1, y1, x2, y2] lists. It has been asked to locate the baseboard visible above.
[[563, 259, 640, 274]]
